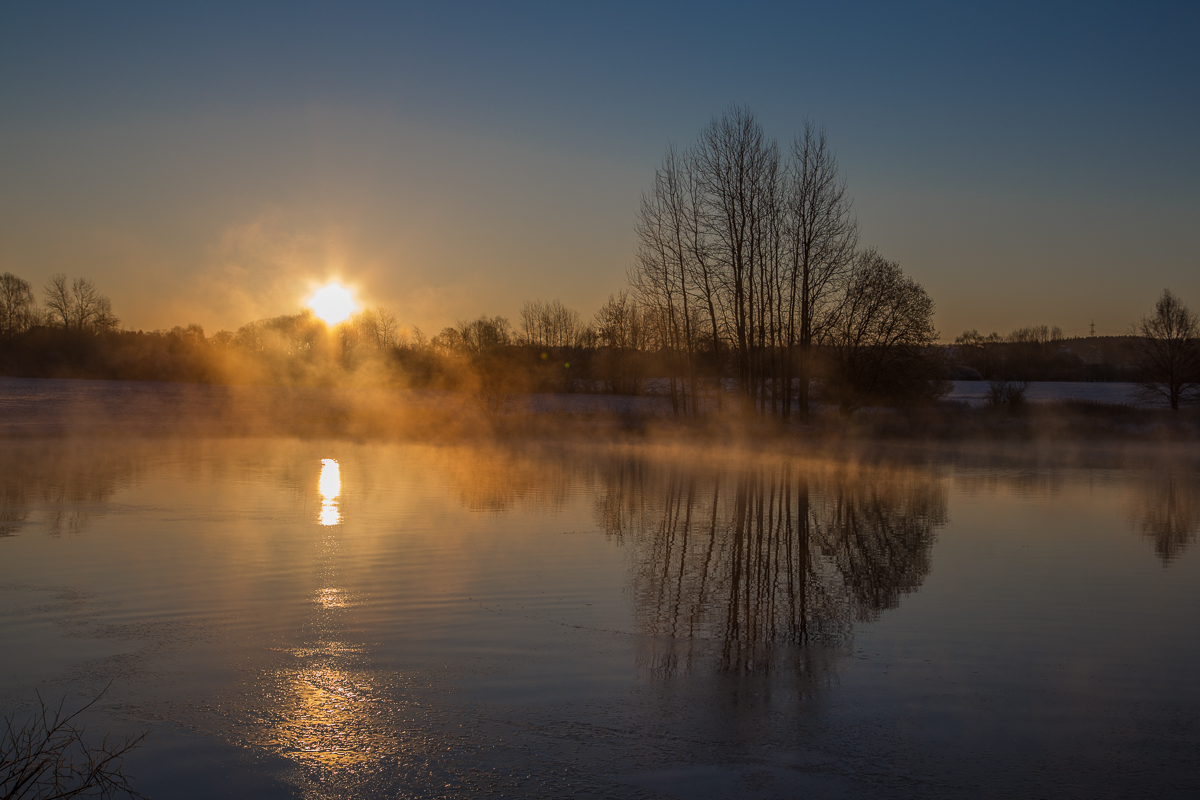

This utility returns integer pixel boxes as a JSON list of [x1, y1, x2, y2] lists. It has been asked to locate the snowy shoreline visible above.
[[0, 376, 1167, 436]]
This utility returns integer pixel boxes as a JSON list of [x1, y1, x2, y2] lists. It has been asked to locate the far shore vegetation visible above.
[[2, 109, 1197, 436], [2, 269, 1196, 444]]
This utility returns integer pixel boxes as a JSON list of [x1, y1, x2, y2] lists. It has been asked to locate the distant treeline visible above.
[[951, 325, 1138, 382], [0, 268, 1135, 405]]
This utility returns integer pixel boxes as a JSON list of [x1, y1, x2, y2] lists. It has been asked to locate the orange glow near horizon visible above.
[[306, 282, 359, 325]]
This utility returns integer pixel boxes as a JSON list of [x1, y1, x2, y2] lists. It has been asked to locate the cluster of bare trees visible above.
[[229, 307, 412, 362], [631, 107, 940, 419], [431, 315, 510, 355], [518, 299, 592, 348], [1, 273, 118, 337], [433, 300, 599, 356], [42, 275, 119, 333], [591, 292, 649, 394]]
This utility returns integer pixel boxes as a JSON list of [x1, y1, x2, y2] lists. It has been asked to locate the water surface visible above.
[[1, 437, 1198, 798]]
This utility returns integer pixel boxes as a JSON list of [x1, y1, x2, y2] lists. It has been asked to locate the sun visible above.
[[306, 282, 359, 325]]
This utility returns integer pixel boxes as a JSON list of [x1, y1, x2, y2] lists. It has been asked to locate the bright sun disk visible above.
[[307, 282, 359, 325]]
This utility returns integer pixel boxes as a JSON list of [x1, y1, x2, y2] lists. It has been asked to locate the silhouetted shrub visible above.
[[987, 378, 1029, 409]]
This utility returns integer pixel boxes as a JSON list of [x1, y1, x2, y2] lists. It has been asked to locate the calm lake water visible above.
[[2, 435, 1198, 799]]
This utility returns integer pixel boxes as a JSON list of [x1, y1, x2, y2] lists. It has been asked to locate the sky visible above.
[[1, 1, 1196, 340]]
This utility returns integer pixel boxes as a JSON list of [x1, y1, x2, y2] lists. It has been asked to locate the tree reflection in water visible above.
[[1130, 474, 1200, 564], [597, 456, 948, 677], [0, 440, 151, 536]]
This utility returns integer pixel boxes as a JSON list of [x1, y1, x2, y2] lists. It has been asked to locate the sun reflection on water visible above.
[[318, 458, 342, 526], [255, 643, 398, 769], [316, 587, 351, 609]]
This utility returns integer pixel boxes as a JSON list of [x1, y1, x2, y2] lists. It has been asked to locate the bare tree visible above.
[[782, 122, 859, 419], [822, 250, 941, 413], [375, 308, 399, 350], [693, 105, 780, 409], [0, 273, 38, 336], [42, 274, 70, 328], [518, 300, 548, 347], [42, 275, 119, 333], [345, 307, 400, 351], [1130, 289, 1200, 410], [631, 144, 715, 415], [593, 291, 646, 350], [431, 326, 463, 353]]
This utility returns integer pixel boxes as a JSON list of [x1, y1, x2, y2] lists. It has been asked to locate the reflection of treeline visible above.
[[1130, 475, 1200, 563], [0, 440, 151, 536], [951, 326, 1137, 382], [597, 455, 947, 675], [955, 460, 1199, 565]]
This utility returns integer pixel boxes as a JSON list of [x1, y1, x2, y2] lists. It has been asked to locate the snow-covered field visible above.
[[945, 380, 1148, 407]]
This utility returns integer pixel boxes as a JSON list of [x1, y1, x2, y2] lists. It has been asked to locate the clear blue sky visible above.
[[2, 1, 1196, 339]]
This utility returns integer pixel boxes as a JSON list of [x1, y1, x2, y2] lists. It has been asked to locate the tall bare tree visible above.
[[632, 145, 708, 415], [693, 105, 780, 409], [1130, 289, 1200, 410], [782, 122, 858, 418]]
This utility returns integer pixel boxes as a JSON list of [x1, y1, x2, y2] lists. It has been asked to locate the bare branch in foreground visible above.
[[1, 685, 146, 800]]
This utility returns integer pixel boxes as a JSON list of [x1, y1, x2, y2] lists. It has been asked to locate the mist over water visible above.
[[1, 433, 1198, 798]]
